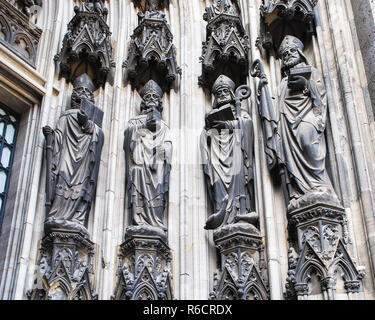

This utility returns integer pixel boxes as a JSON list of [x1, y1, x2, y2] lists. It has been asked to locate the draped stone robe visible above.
[[124, 115, 172, 230], [45, 109, 104, 235], [273, 64, 338, 209], [201, 106, 254, 229]]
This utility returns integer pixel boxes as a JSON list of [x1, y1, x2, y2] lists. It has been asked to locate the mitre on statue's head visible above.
[[73, 73, 95, 92], [278, 35, 304, 56], [140, 80, 163, 98], [212, 75, 235, 93]]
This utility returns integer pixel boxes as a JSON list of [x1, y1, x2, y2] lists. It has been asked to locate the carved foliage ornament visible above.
[[210, 230, 269, 301], [113, 235, 173, 300], [284, 206, 365, 299], [0, 0, 42, 66], [258, 0, 318, 52], [27, 231, 97, 300], [124, 10, 180, 93], [199, 0, 249, 89], [54, 0, 115, 89]]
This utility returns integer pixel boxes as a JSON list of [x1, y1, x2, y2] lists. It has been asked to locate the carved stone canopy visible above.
[[258, 0, 318, 53], [124, 10, 180, 93], [131, 0, 170, 12], [0, 0, 42, 67], [199, 0, 250, 90], [54, 0, 115, 90]]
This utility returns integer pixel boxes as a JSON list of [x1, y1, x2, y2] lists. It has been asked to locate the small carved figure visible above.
[[43, 74, 104, 236], [124, 80, 172, 230], [201, 75, 258, 230], [251, 35, 340, 212]]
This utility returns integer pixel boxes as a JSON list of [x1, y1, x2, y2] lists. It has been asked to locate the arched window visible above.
[[0, 104, 19, 234]]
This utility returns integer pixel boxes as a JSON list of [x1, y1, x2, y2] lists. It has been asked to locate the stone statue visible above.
[[124, 80, 172, 232], [43, 73, 104, 236], [201, 75, 258, 230], [251, 35, 340, 212]]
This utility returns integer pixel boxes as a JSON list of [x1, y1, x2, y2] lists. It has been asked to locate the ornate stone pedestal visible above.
[[209, 223, 269, 300], [27, 229, 97, 300], [285, 204, 365, 300], [112, 226, 173, 300]]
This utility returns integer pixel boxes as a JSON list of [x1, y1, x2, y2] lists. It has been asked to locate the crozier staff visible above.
[[251, 35, 339, 212]]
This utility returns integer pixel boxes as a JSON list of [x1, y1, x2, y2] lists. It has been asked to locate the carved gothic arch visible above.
[[132, 282, 159, 300], [0, 15, 12, 42]]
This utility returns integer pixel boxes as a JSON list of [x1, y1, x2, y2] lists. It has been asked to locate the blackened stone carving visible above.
[[209, 223, 269, 300], [285, 204, 365, 300], [6, 0, 42, 17], [27, 230, 97, 300], [251, 36, 340, 213], [131, 0, 169, 12], [0, 0, 42, 66], [42, 73, 104, 237], [116, 79, 173, 301], [199, 0, 249, 89], [54, 0, 115, 89], [251, 35, 365, 299], [124, 80, 172, 232], [124, 10, 180, 93], [258, 0, 318, 53], [112, 231, 173, 300], [201, 75, 257, 230]]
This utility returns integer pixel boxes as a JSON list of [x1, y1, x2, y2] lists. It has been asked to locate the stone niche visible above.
[[54, 0, 115, 89], [258, 0, 318, 53], [199, 0, 250, 90], [124, 10, 180, 93]]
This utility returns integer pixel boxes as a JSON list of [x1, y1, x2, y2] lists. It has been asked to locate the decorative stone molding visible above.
[[285, 204, 365, 300], [199, 0, 250, 89], [123, 10, 180, 93], [131, 0, 169, 12], [54, 0, 115, 89], [112, 227, 173, 300], [209, 223, 269, 300], [6, 0, 42, 17], [0, 0, 42, 67], [257, 0, 318, 53], [27, 230, 97, 300]]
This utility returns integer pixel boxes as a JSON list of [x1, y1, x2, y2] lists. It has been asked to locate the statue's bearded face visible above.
[[71, 87, 94, 109], [142, 91, 162, 111], [214, 86, 233, 107], [281, 46, 302, 69]]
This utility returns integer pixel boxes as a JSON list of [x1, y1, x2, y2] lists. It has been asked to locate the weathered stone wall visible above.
[[0, 0, 374, 300]]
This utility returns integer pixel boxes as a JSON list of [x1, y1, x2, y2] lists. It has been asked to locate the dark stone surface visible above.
[[201, 75, 258, 230]]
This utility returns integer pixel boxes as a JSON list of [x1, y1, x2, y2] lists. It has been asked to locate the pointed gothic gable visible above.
[[124, 10, 180, 93], [199, 0, 250, 90], [54, 0, 115, 89]]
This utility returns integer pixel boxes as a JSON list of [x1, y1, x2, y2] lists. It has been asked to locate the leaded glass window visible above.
[[0, 105, 19, 233]]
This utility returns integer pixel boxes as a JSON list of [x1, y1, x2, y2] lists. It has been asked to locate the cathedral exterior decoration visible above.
[[124, 9, 180, 93], [199, 0, 249, 89], [0, 0, 374, 301], [54, 0, 115, 89]]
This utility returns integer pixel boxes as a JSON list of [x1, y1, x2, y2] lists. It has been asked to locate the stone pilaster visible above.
[[112, 226, 173, 300], [209, 223, 269, 300], [27, 229, 97, 300]]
